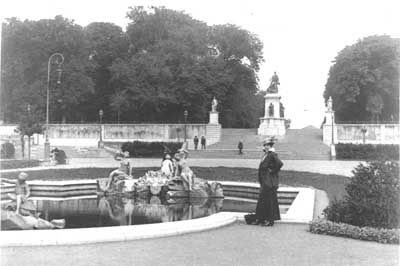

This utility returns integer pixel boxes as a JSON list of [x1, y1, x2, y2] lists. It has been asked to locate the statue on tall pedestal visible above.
[[267, 72, 280, 93], [211, 97, 218, 112]]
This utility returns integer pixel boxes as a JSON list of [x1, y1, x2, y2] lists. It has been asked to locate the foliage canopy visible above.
[[324, 35, 399, 122], [1, 7, 265, 127]]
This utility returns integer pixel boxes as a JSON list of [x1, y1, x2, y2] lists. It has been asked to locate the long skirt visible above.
[[255, 185, 280, 222]]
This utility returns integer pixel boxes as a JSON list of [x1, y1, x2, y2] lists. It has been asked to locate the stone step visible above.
[[206, 127, 330, 160]]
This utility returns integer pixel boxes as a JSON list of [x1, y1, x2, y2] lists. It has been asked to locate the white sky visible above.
[[1, 0, 399, 128]]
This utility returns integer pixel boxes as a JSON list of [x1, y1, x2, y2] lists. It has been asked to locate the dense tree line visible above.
[[1, 7, 265, 127], [324, 35, 399, 123]]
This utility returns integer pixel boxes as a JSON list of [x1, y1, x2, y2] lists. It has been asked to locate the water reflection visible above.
[[34, 196, 223, 229]]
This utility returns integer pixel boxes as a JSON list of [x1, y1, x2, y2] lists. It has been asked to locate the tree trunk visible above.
[[20, 135, 25, 159]]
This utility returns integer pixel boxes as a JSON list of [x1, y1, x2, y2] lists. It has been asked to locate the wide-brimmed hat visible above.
[[263, 138, 275, 147]]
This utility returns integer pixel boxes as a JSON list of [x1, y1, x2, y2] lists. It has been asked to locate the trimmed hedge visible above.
[[121, 141, 183, 158], [336, 144, 399, 160], [0, 159, 41, 170], [324, 161, 399, 229], [309, 220, 400, 244], [0, 142, 15, 159]]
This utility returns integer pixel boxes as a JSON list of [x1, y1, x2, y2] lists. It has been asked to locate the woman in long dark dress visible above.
[[255, 146, 283, 226]]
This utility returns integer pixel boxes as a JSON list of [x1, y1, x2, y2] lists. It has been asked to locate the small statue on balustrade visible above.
[[211, 97, 218, 112]]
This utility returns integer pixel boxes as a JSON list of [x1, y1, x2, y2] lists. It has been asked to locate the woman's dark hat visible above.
[[263, 138, 275, 147]]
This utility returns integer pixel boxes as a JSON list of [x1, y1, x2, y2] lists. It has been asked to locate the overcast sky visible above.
[[1, 0, 399, 128]]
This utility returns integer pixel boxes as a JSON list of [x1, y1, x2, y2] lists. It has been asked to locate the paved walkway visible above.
[[1, 158, 362, 177], [2, 222, 398, 266]]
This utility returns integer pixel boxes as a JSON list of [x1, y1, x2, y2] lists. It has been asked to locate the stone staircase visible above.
[[24, 126, 329, 160], [190, 127, 330, 160], [207, 128, 262, 149]]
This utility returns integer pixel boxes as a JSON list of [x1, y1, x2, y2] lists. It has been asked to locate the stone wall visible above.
[[102, 124, 209, 142], [0, 124, 221, 148], [323, 123, 400, 145]]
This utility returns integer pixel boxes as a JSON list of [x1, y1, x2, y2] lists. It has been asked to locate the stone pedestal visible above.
[[325, 110, 335, 125], [258, 117, 286, 136], [209, 111, 219, 124], [258, 93, 286, 137], [322, 110, 335, 145]]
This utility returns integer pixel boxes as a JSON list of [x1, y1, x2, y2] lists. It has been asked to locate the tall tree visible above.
[[1, 16, 95, 123], [2, 9, 265, 127], [324, 35, 399, 122], [109, 7, 264, 126], [83, 22, 128, 121]]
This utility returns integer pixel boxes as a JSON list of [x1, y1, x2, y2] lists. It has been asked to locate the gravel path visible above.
[[2, 222, 398, 266], [1, 158, 362, 177]]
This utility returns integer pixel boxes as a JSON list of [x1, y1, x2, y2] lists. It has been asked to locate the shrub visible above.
[[309, 220, 400, 244], [324, 161, 400, 229], [0, 159, 40, 170], [121, 141, 183, 158], [323, 199, 352, 224], [336, 144, 399, 160], [0, 142, 15, 159]]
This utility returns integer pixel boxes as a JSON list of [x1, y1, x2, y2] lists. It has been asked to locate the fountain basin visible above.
[[0, 180, 315, 247]]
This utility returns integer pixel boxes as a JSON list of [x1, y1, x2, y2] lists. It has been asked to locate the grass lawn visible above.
[[0, 159, 41, 169], [0, 167, 350, 201]]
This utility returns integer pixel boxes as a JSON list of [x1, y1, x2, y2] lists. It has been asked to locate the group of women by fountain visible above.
[[106, 147, 195, 192]]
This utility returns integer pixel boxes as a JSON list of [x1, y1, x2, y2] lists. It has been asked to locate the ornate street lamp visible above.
[[44, 53, 64, 160], [98, 109, 104, 148], [184, 110, 188, 146]]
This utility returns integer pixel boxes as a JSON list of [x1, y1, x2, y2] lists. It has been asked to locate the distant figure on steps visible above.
[[201, 136, 206, 150], [238, 140, 243, 155], [193, 136, 199, 150]]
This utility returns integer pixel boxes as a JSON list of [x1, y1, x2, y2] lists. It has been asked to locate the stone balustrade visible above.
[[0, 123, 221, 147], [323, 123, 400, 145]]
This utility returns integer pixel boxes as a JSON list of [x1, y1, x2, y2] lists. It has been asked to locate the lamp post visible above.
[[184, 110, 188, 147], [331, 111, 334, 145], [98, 109, 104, 148], [330, 109, 336, 160], [27, 104, 31, 160], [361, 127, 367, 144], [44, 53, 64, 160]]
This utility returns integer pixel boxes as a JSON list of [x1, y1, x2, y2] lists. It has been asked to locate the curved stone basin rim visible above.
[[0, 181, 315, 247]]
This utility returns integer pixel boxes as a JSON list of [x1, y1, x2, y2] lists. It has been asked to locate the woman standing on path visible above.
[[255, 141, 283, 226]]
